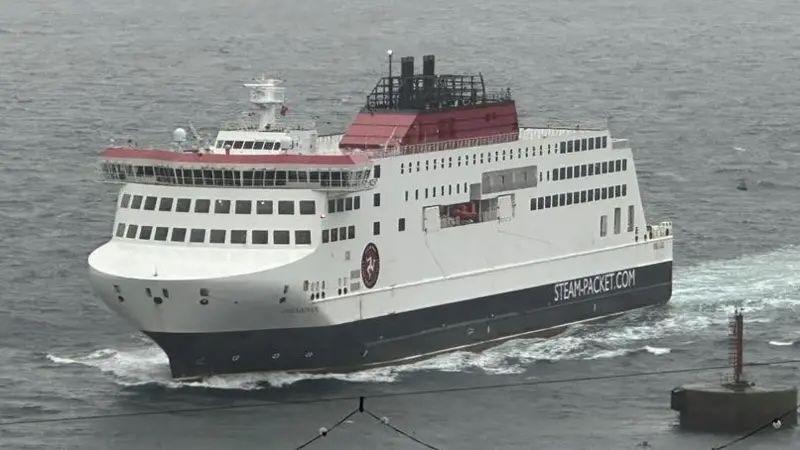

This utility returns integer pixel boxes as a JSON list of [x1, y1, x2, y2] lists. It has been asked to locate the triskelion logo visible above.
[[361, 243, 380, 289]]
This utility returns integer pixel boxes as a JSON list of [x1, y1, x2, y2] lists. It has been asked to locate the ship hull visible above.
[[146, 261, 672, 379]]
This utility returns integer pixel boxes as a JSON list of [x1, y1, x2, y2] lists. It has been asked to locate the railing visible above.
[[369, 131, 520, 159], [220, 115, 316, 132]]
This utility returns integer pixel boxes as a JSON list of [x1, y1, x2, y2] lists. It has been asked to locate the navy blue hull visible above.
[[146, 262, 672, 378]]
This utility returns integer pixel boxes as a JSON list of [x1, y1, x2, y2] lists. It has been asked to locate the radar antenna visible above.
[[243, 76, 286, 131]]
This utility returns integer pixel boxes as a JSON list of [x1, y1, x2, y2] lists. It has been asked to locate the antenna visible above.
[[387, 50, 394, 109], [243, 76, 286, 130]]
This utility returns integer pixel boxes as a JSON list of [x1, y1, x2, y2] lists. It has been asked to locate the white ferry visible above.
[[88, 55, 673, 379]]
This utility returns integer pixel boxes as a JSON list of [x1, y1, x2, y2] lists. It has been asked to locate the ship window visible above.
[[309, 171, 319, 183], [553, 169, 558, 180], [256, 200, 273, 215], [171, 228, 186, 242], [567, 166, 573, 179], [130, 195, 143, 209], [589, 138, 595, 150], [154, 227, 168, 241], [448, 157, 452, 168], [545, 196, 552, 208], [116, 223, 125, 237], [336, 198, 344, 211], [609, 161, 615, 173], [223, 140, 234, 149], [600, 215, 608, 237], [345, 197, 353, 210], [252, 141, 265, 150], [175, 198, 190, 212], [588, 189, 595, 201], [614, 207, 622, 234], [602, 162, 608, 174], [278, 201, 294, 215], [265, 142, 275, 150], [601, 187, 608, 199], [144, 166, 154, 177], [190, 229, 206, 243], [143, 196, 157, 210], [615, 160, 622, 171], [588, 164, 595, 176], [215, 140, 223, 148], [139, 226, 152, 240], [581, 139, 587, 151], [567, 141, 573, 153], [158, 197, 173, 211], [264, 170, 276, 186], [215, 200, 231, 214], [243, 141, 254, 150], [434, 159, 438, 169], [448, 185, 452, 195], [581, 191, 587, 203], [581, 165, 587, 177], [330, 171, 341, 187], [210, 229, 226, 243], [373, 193, 380, 207], [275, 171, 287, 186], [233, 141, 244, 149], [415, 189, 420, 199], [615, 185, 621, 197], [330, 228, 338, 242], [400, 163, 404, 174], [595, 137, 602, 148], [594, 187, 601, 199], [295, 230, 311, 245], [530, 198, 537, 210], [628, 205, 635, 232], [602, 136, 607, 148], [235, 200, 252, 214], [559, 167, 566, 179], [195, 199, 210, 213], [337, 226, 345, 240], [622, 159, 628, 171], [425, 160, 429, 171], [348, 225, 355, 239], [559, 142, 565, 154], [416, 161, 420, 172], [288, 171, 298, 183], [328, 199, 335, 213], [273, 230, 290, 245], [373, 221, 380, 236], [120, 193, 131, 208], [559, 193, 566, 205], [299, 201, 315, 215], [252, 230, 268, 244], [231, 230, 247, 244], [125, 224, 138, 238], [622, 184, 627, 196], [566, 192, 573, 205], [354, 196, 360, 209], [538, 197, 544, 209]]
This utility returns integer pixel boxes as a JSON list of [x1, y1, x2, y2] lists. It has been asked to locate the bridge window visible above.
[[215, 200, 231, 214], [257, 200, 273, 214], [139, 226, 152, 240], [120, 193, 131, 208], [278, 201, 294, 215], [232, 141, 243, 149], [299, 201, 316, 215], [274, 230, 290, 245], [243, 141, 254, 150], [235, 200, 252, 214], [154, 227, 168, 241], [210, 229, 226, 244], [190, 229, 206, 243], [171, 228, 186, 242], [130, 195, 142, 209], [176, 198, 190, 212], [116, 223, 125, 237], [159, 197, 173, 211], [195, 199, 210, 213], [125, 224, 138, 239], [253, 141, 264, 150], [231, 230, 247, 244], [143, 196, 157, 210], [295, 230, 311, 245], [252, 230, 269, 244]]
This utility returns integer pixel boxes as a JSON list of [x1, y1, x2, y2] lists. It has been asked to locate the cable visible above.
[[711, 402, 800, 450], [295, 406, 359, 450], [1, 358, 799, 427], [364, 408, 441, 450]]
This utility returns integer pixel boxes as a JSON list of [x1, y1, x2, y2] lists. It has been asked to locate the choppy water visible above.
[[2, 0, 800, 448]]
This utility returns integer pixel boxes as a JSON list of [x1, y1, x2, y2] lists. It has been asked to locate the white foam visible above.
[[768, 341, 794, 347]]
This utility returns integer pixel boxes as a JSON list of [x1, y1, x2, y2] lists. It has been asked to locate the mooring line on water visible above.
[[1, 358, 799, 428], [711, 401, 800, 449]]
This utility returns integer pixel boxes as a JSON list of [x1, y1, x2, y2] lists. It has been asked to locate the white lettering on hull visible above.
[[553, 269, 636, 303]]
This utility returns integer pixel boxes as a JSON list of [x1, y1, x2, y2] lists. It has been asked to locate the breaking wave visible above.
[[48, 246, 800, 389]]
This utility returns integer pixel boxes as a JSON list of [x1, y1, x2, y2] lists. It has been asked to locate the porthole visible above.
[[272, 353, 280, 359], [232, 354, 240, 362], [361, 349, 369, 358], [304, 351, 314, 358], [117, 296, 124, 302], [153, 297, 163, 305], [199, 298, 209, 305], [337, 288, 342, 295], [200, 288, 209, 296], [279, 296, 286, 304], [162, 288, 169, 298]]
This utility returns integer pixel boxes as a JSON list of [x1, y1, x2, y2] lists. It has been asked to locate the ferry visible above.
[[88, 55, 673, 379]]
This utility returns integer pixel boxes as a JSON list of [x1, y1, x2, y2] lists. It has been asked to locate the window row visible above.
[[559, 136, 607, 154], [552, 159, 627, 181], [405, 182, 470, 201], [327, 195, 361, 213], [321, 226, 356, 243], [102, 164, 372, 189], [530, 184, 628, 211], [115, 223, 312, 245], [215, 140, 281, 151], [120, 195, 316, 215]]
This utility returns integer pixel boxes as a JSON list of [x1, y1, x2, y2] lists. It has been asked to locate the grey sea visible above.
[[2, 0, 800, 448]]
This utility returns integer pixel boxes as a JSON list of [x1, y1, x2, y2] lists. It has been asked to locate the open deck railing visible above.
[[369, 131, 520, 158]]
